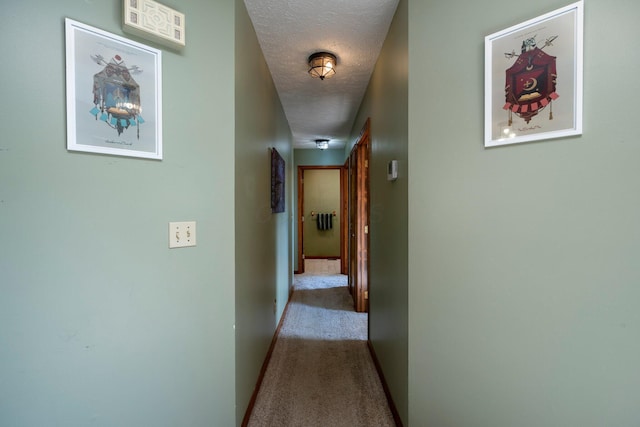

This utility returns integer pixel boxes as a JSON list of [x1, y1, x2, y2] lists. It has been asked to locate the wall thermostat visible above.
[[387, 160, 398, 181]]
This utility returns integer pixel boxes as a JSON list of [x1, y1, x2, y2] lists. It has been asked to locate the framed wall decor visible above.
[[271, 148, 285, 213], [65, 18, 162, 159], [484, 1, 583, 147]]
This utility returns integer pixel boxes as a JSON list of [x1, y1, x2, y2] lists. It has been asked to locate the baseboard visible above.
[[367, 340, 404, 427], [241, 292, 293, 427]]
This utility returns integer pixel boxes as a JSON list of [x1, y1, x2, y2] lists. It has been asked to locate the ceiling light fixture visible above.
[[315, 139, 330, 150], [308, 52, 337, 80]]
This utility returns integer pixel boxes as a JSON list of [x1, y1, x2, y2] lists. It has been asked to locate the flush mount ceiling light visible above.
[[315, 139, 330, 150], [308, 52, 337, 80]]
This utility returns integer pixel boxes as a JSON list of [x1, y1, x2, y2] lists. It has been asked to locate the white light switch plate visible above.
[[169, 221, 196, 248]]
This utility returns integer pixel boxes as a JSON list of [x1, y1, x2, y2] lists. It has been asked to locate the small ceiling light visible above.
[[308, 52, 337, 80], [315, 139, 330, 150]]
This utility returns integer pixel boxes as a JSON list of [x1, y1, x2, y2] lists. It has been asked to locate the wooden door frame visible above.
[[341, 162, 349, 275], [348, 118, 371, 313], [296, 165, 347, 274]]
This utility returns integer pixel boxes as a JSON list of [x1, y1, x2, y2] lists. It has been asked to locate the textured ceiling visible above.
[[244, 0, 399, 149]]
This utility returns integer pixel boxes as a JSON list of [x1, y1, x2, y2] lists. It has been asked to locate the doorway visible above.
[[295, 119, 370, 313], [297, 166, 347, 274], [348, 119, 371, 313]]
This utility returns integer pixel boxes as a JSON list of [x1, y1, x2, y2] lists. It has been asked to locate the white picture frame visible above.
[[65, 18, 162, 159], [484, 1, 583, 147]]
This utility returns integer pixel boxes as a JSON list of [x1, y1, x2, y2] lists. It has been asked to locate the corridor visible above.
[[246, 273, 395, 426]]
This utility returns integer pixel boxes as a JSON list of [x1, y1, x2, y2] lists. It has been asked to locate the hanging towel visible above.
[[316, 213, 334, 231]]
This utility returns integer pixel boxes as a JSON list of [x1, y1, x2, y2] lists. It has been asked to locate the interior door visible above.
[[348, 119, 370, 313], [348, 149, 357, 297]]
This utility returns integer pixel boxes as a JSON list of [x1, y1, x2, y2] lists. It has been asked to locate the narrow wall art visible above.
[[484, 1, 583, 147], [271, 148, 285, 213], [65, 18, 162, 159]]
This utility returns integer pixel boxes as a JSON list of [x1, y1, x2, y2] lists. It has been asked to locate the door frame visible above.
[[348, 118, 371, 313], [296, 165, 347, 274]]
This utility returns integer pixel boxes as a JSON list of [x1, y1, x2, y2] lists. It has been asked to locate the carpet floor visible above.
[[247, 273, 396, 427]]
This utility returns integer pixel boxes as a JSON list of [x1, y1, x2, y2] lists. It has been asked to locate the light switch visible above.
[[169, 221, 196, 248]]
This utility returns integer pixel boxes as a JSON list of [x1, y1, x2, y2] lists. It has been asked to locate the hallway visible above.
[[246, 273, 395, 426]]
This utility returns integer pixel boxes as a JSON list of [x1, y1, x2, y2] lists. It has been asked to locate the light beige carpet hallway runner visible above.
[[247, 274, 395, 427]]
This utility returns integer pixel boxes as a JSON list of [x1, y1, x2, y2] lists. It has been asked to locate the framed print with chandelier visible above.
[[65, 18, 162, 159], [484, 1, 583, 147]]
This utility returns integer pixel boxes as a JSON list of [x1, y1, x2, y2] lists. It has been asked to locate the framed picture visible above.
[[271, 148, 285, 213], [484, 1, 583, 147], [65, 18, 162, 159]]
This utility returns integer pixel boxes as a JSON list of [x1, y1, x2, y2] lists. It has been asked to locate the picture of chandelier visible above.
[[89, 53, 145, 138]]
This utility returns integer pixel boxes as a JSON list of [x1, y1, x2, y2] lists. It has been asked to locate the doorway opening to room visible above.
[[297, 165, 346, 276], [296, 119, 371, 313]]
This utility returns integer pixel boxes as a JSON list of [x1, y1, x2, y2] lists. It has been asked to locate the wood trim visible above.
[[297, 167, 304, 274], [304, 256, 340, 259], [241, 294, 294, 427], [367, 340, 404, 427], [356, 134, 369, 312], [348, 147, 356, 297], [299, 165, 344, 170], [349, 118, 370, 313], [341, 163, 348, 275]]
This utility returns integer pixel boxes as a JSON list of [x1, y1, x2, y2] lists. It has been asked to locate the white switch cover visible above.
[[169, 221, 196, 248]]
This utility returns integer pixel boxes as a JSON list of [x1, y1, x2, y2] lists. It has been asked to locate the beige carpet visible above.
[[247, 274, 395, 427]]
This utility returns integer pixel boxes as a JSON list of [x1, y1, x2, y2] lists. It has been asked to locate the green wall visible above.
[[7, 1, 636, 426], [349, 0, 408, 421], [408, 0, 640, 425], [295, 148, 346, 166], [0, 1, 236, 426], [235, 1, 293, 424], [302, 169, 341, 257]]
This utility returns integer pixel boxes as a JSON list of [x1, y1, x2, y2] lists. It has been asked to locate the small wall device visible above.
[[387, 160, 398, 181], [123, 0, 186, 48]]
